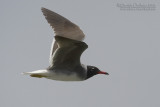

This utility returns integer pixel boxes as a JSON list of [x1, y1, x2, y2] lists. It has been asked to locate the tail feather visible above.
[[22, 70, 48, 78]]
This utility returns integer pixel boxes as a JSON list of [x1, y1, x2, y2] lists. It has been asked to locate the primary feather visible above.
[[41, 8, 85, 65]]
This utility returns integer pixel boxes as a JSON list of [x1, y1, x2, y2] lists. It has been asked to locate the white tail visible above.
[[22, 70, 48, 78]]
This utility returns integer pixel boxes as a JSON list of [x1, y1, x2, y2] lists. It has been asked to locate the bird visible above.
[[23, 7, 109, 81]]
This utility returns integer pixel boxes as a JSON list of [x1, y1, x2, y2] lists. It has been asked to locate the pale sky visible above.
[[1, 0, 160, 107]]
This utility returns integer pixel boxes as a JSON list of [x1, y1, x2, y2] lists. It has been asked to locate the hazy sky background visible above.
[[1, 0, 160, 107]]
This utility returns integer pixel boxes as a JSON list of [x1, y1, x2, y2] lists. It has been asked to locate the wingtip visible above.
[[41, 7, 50, 12], [41, 7, 52, 15], [41, 7, 45, 9], [41, 7, 46, 11]]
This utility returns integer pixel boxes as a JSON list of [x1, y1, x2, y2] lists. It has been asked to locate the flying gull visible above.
[[23, 8, 109, 81]]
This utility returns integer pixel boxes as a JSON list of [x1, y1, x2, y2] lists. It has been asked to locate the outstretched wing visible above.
[[48, 36, 88, 69], [41, 8, 85, 65]]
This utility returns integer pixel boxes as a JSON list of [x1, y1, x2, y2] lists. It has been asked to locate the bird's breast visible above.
[[46, 70, 84, 81]]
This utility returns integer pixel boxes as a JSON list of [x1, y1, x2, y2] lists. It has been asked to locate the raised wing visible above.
[[48, 36, 88, 69], [41, 8, 85, 65]]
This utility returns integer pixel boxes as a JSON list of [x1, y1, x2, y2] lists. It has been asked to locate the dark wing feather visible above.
[[48, 36, 88, 69], [41, 7, 85, 64]]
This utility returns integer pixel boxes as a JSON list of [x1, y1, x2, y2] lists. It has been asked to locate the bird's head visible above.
[[86, 65, 109, 79]]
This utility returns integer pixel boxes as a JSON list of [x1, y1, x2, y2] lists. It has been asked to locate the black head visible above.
[[86, 65, 109, 79]]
